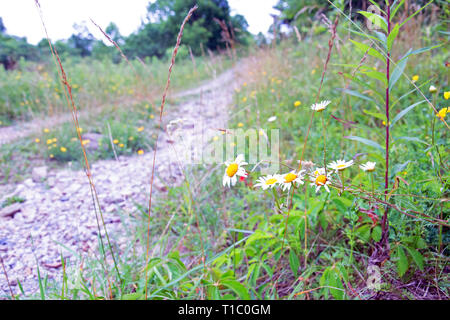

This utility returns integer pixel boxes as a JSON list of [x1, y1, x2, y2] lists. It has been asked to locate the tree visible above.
[[0, 17, 5, 33], [125, 0, 249, 59], [67, 23, 95, 57]]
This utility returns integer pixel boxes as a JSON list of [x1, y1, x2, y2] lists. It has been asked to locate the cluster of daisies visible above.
[[222, 154, 376, 193]]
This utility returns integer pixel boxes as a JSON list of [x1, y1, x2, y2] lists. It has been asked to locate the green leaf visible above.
[[348, 29, 384, 43], [356, 224, 372, 242], [390, 100, 426, 128], [405, 247, 424, 270], [344, 135, 384, 152], [399, 44, 444, 61], [362, 70, 388, 86], [341, 88, 375, 103], [221, 279, 250, 300], [358, 11, 388, 33], [387, 24, 399, 51], [391, 0, 405, 20], [397, 246, 409, 277], [372, 225, 382, 242], [363, 109, 387, 122], [349, 39, 386, 62], [329, 268, 344, 300], [394, 136, 429, 146], [389, 52, 410, 92], [122, 292, 143, 300], [289, 249, 300, 277]]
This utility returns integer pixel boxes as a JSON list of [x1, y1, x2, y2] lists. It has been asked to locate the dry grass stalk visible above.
[[144, 4, 199, 300]]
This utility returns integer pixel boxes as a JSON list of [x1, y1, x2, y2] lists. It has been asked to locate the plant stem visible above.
[[382, 0, 392, 243]]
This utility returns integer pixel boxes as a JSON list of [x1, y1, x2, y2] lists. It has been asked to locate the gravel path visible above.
[[0, 68, 237, 298]]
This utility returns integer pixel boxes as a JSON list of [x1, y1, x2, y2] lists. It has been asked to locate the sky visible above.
[[0, 0, 279, 45]]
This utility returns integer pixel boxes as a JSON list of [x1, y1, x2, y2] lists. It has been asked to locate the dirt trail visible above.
[[0, 67, 238, 297]]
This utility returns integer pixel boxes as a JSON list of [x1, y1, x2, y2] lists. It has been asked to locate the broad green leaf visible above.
[[122, 292, 143, 300], [289, 249, 300, 277], [390, 100, 426, 128], [356, 224, 371, 242], [344, 135, 384, 152], [207, 285, 221, 300], [320, 268, 330, 299], [329, 268, 344, 300], [372, 225, 382, 242], [358, 11, 388, 33], [387, 24, 399, 51], [397, 246, 409, 277], [349, 39, 386, 62], [221, 279, 250, 300], [405, 247, 424, 270]]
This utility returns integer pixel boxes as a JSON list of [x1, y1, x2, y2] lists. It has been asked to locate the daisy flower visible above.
[[279, 170, 305, 191], [310, 167, 332, 193], [254, 174, 281, 190], [360, 161, 376, 172], [429, 85, 437, 93], [328, 159, 354, 172], [311, 100, 331, 112], [267, 116, 277, 122], [223, 154, 248, 188]]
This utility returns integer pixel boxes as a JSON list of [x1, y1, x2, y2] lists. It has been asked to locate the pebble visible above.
[[0, 68, 236, 298]]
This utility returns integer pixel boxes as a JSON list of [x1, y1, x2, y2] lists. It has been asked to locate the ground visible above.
[[0, 67, 238, 296]]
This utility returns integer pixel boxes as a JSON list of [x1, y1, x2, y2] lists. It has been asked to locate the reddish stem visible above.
[[382, 1, 391, 242]]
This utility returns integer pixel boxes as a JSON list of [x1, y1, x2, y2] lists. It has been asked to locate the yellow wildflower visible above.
[[444, 91, 450, 100], [436, 107, 448, 121]]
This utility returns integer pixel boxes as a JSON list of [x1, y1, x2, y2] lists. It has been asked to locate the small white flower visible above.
[[254, 174, 281, 190], [359, 161, 376, 172], [223, 154, 248, 188], [267, 116, 277, 122], [328, 159, 354, 172], [279, 170, 306, 191], [311, 100, 331, 112], [309, 167, 332, 193], [429, 85, 437, 93]]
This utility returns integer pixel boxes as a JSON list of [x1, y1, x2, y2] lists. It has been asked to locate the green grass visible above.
[[1, 17, 448, 301]]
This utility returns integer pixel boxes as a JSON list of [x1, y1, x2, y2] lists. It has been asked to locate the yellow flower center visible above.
[[315, 175, 327, 186], [226, 163, 238, 177], [266, 178, 278, 185], [284, 173, 297, 183], [336, 164, 347, 169]]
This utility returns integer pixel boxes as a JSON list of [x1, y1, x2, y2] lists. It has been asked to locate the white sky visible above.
[[0, 0, 278, 45]]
